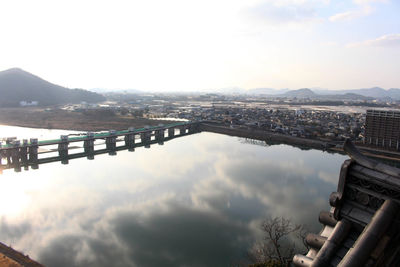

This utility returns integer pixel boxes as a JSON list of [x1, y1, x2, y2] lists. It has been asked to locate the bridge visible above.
[[0, 121, 201, 173], [2, 121, 399, 174]]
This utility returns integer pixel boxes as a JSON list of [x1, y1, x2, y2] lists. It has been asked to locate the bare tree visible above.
[[249, 217, 308, 267]]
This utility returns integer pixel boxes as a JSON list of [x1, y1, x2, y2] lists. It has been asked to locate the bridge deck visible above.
[[0, 121, 193, 150]]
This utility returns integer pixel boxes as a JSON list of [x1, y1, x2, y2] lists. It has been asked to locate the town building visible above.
[[364, 109, 400, 150]]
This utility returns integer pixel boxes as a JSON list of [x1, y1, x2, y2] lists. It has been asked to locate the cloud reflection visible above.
[[35, 199, 250, 267], [0, 132, 347, 267], [190, 148, 335, 230]]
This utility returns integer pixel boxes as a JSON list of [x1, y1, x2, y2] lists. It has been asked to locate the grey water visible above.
[[0, 126, 348, 266]]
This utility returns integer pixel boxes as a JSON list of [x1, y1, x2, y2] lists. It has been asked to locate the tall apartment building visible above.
[[364, 109, 400, 150]]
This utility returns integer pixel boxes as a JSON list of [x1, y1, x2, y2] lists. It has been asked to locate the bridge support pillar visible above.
[[6, 150, 11, 165], [20, 139, 28, 164], [11, 140, 21, 172], [168, 128, 175, 138], [58, 135, 69, 164], [125, 127, 136, 151], [0, 142, 2, 165], [141, 127, 151, 148], [188, 124, 198, 134], [84, 132, 95, 160], [106, 130, 117, 155], [28, 138, 38, 167], [156, 124, 165, 145], [155, 129, 164, 145], [179, 127, 186, 135]]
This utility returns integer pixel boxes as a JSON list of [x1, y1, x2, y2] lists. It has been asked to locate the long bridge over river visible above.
[[2, 121, 400, 173], [0, 121, 201, 173]]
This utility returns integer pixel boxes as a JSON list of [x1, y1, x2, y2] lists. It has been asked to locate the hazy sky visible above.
[[0, 0, 399, 91]]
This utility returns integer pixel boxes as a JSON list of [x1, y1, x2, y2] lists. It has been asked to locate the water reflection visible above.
[[0, 132, 195, 173], [0, 127, 348, 267]]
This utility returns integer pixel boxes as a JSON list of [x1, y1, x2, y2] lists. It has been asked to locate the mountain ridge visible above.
[[208, 86, 400, 100], [0, 68, 105, 107]]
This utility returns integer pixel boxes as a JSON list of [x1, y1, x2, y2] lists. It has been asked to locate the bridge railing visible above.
[[0, 121, 196, 149]]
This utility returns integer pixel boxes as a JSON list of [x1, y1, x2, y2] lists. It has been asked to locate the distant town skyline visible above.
[[0, 0, 399, 92]]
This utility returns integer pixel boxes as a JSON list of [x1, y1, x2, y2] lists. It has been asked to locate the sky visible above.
[[0, 0, 399, 92]]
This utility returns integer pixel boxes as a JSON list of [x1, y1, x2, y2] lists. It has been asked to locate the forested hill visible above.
[[0, 68, 105, 107]]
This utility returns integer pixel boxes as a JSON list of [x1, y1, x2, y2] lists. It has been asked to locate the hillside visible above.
[[0, 68, 105, 107], [217, 86, 400, 100], [282, 88, 316, 98], [247, 88, 289, 95], [314, 87, 400, 100]]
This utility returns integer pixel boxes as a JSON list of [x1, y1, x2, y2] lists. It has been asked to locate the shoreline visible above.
[[200, 123, 400, 163], [0, 108, 175, 132], [2, 108, 400, 163]]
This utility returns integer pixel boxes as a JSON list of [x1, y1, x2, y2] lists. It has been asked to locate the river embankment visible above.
[[200, 123, 331, 150], [200, 123, 400, 162]]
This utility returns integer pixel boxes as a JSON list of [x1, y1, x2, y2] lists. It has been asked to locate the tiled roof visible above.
[[293, 140, 400, 267]]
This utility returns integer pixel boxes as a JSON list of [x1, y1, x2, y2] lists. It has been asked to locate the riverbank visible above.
[[0, 108, 174, 132], [200, 123, 400, 163], [2, 109, 400, 163], [200, 123, 330, 150]]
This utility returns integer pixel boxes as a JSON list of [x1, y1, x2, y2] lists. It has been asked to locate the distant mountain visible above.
[[90, 88, 143, 94], [203, 86, 393, 100], [282, 88, 316, 98], [387, 88, 400, 100], [270, 89, 373, 101], [0, 68, 105, 107], [326, 93, 373, 101], [212, 87, 246, 94], [246, 88, 289, 95], [346, 87, 390, 98], [314, 87, 400, 100]]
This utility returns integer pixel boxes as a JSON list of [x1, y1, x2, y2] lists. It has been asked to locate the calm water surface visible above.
[[0, 125, 348, 266]]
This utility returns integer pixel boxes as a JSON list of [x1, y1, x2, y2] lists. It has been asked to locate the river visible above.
[[0, 125, 348, 266]]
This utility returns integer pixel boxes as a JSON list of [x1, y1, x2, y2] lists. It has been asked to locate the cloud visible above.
[[318, 171, 339, 185], [353, 0, 388, 4], [112, 204, 251, 267], [320, 41, 338, 46], [329, 5, 372, 22], [190, 150, 337, 230], [37, 202, 252, 267], [347, 34, 400, 47], [244, 0, 326, 27], [0, 218, 32, 242], [329, 0, 388, 22]]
